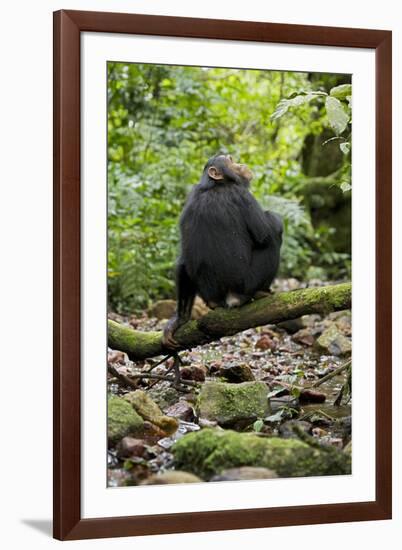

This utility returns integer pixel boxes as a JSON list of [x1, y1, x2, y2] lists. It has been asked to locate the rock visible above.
[[191, 297, 210, 320], [180, 365, 206, 382], [196, 382, 269, 428], [108, 350, 127, 364], [147, 300, 176, 320], [334, 312, 352, 336], [312, 427, 328, 438], [142, 421, 168, 441], [278, 278, 301, 291], [292, 328, 315, 346], [279, 420, 312, 439], [210, 466, 277, 481], [305, 412, 332, 427], [165, 400, 195, 422], [140, 471, 203, 485], [278, 314, 322, 334], [108, 468, 132, 487], [116, 437, 146, 458], [327, 310, 351, 322], [208, 360, 223, 374], [255, 335, 276, 351], [328, 438, 344, 449], [217, 363, 255, 383], [298, 388, 326, 404], [277, 318, 304, 334], [334, 416, 352, 439], [124, 390, 179, 435], [148, 297, 209, 321], [270, 395, 299, 414], [316, 324, 352, 355], [108, 395, 144, 444], [148, 386, 181, 410], [172, 428, 351, 480]]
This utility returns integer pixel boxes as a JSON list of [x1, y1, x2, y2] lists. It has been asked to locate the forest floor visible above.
[[107, 278, 352, 487]]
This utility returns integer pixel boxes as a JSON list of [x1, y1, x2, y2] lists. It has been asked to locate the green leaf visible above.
[[270, 91, 326, 121], [291, 387, 301, 399], [340, 142, 350, 155], [325, 96, 349, 135], [253, 419, 264, 432], [340, 182, 352, 193], [330, 84, 352, 100]]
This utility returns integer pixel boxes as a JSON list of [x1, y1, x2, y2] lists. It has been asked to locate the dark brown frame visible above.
[[53, 9, 392, 541]]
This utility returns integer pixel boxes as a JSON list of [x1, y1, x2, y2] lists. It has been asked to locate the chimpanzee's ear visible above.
[[207, 166, 224, 181]]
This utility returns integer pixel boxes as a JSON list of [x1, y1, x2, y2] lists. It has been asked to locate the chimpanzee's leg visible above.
[[162, 261, 196, 349], [244, 246, 280, 297]]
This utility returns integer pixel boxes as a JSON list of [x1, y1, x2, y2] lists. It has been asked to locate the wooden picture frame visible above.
[[53, 9, 392, 540]]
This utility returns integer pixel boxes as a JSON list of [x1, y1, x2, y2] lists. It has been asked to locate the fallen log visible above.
[[108, 282, 351, 361]]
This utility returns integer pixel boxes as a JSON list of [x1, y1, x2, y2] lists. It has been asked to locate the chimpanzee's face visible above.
[[223, 155, 253, 182], [207, 154, 253, 183]]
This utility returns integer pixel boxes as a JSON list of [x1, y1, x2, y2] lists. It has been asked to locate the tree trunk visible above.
[[108, 282, 351, 361]]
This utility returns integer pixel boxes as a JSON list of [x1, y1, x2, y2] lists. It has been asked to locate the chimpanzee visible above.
[[162, 154, 283, 349]]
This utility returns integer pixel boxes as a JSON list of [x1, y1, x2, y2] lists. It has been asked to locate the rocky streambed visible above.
[[107, 281, 352, 487]]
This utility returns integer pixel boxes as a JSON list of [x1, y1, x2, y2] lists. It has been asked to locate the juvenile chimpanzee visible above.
[[163, 154, 283, 349]]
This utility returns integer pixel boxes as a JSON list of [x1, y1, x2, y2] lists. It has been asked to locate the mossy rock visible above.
[[148, 386, 181, 410], [316, 324, 351, 355], [108, 395, 144, 444], [210, 466, 277, 481], [124, 390, 178, 435], [172, 428, 351, 480], [343, 441, 352, 456], [140, 471, 202, 485], [196, 382, 269, 428]]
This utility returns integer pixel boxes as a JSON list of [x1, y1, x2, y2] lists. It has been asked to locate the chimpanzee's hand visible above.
[[162, 315, 181, 349]]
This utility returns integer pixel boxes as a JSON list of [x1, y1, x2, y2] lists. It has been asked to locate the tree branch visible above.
[[108, 282, 351, 361]]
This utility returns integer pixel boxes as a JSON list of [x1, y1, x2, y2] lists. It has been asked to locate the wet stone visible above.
[[316, 324, 351, 355], [164, 400, 195, 422], [217, 363, 255, 383], [116, 437, 146, 458], [210, 466, 278, 482], [140, 471, 203, 485]]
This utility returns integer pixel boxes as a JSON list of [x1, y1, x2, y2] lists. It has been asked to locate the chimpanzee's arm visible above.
[[162, 261, 197, 349], [242, 194, 273, 247]]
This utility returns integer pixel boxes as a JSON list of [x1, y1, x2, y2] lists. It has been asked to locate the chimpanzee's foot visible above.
[[162, 330, 180, 350], [225, 292, 251, 308], [162, 317, 181, 349]]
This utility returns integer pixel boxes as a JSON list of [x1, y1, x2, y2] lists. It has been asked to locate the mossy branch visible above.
[[108, 282, 351, 361]]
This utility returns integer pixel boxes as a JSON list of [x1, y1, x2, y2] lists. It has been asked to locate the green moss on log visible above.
[[108, 320, 162, 360], [108, 283, 351, 360]]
